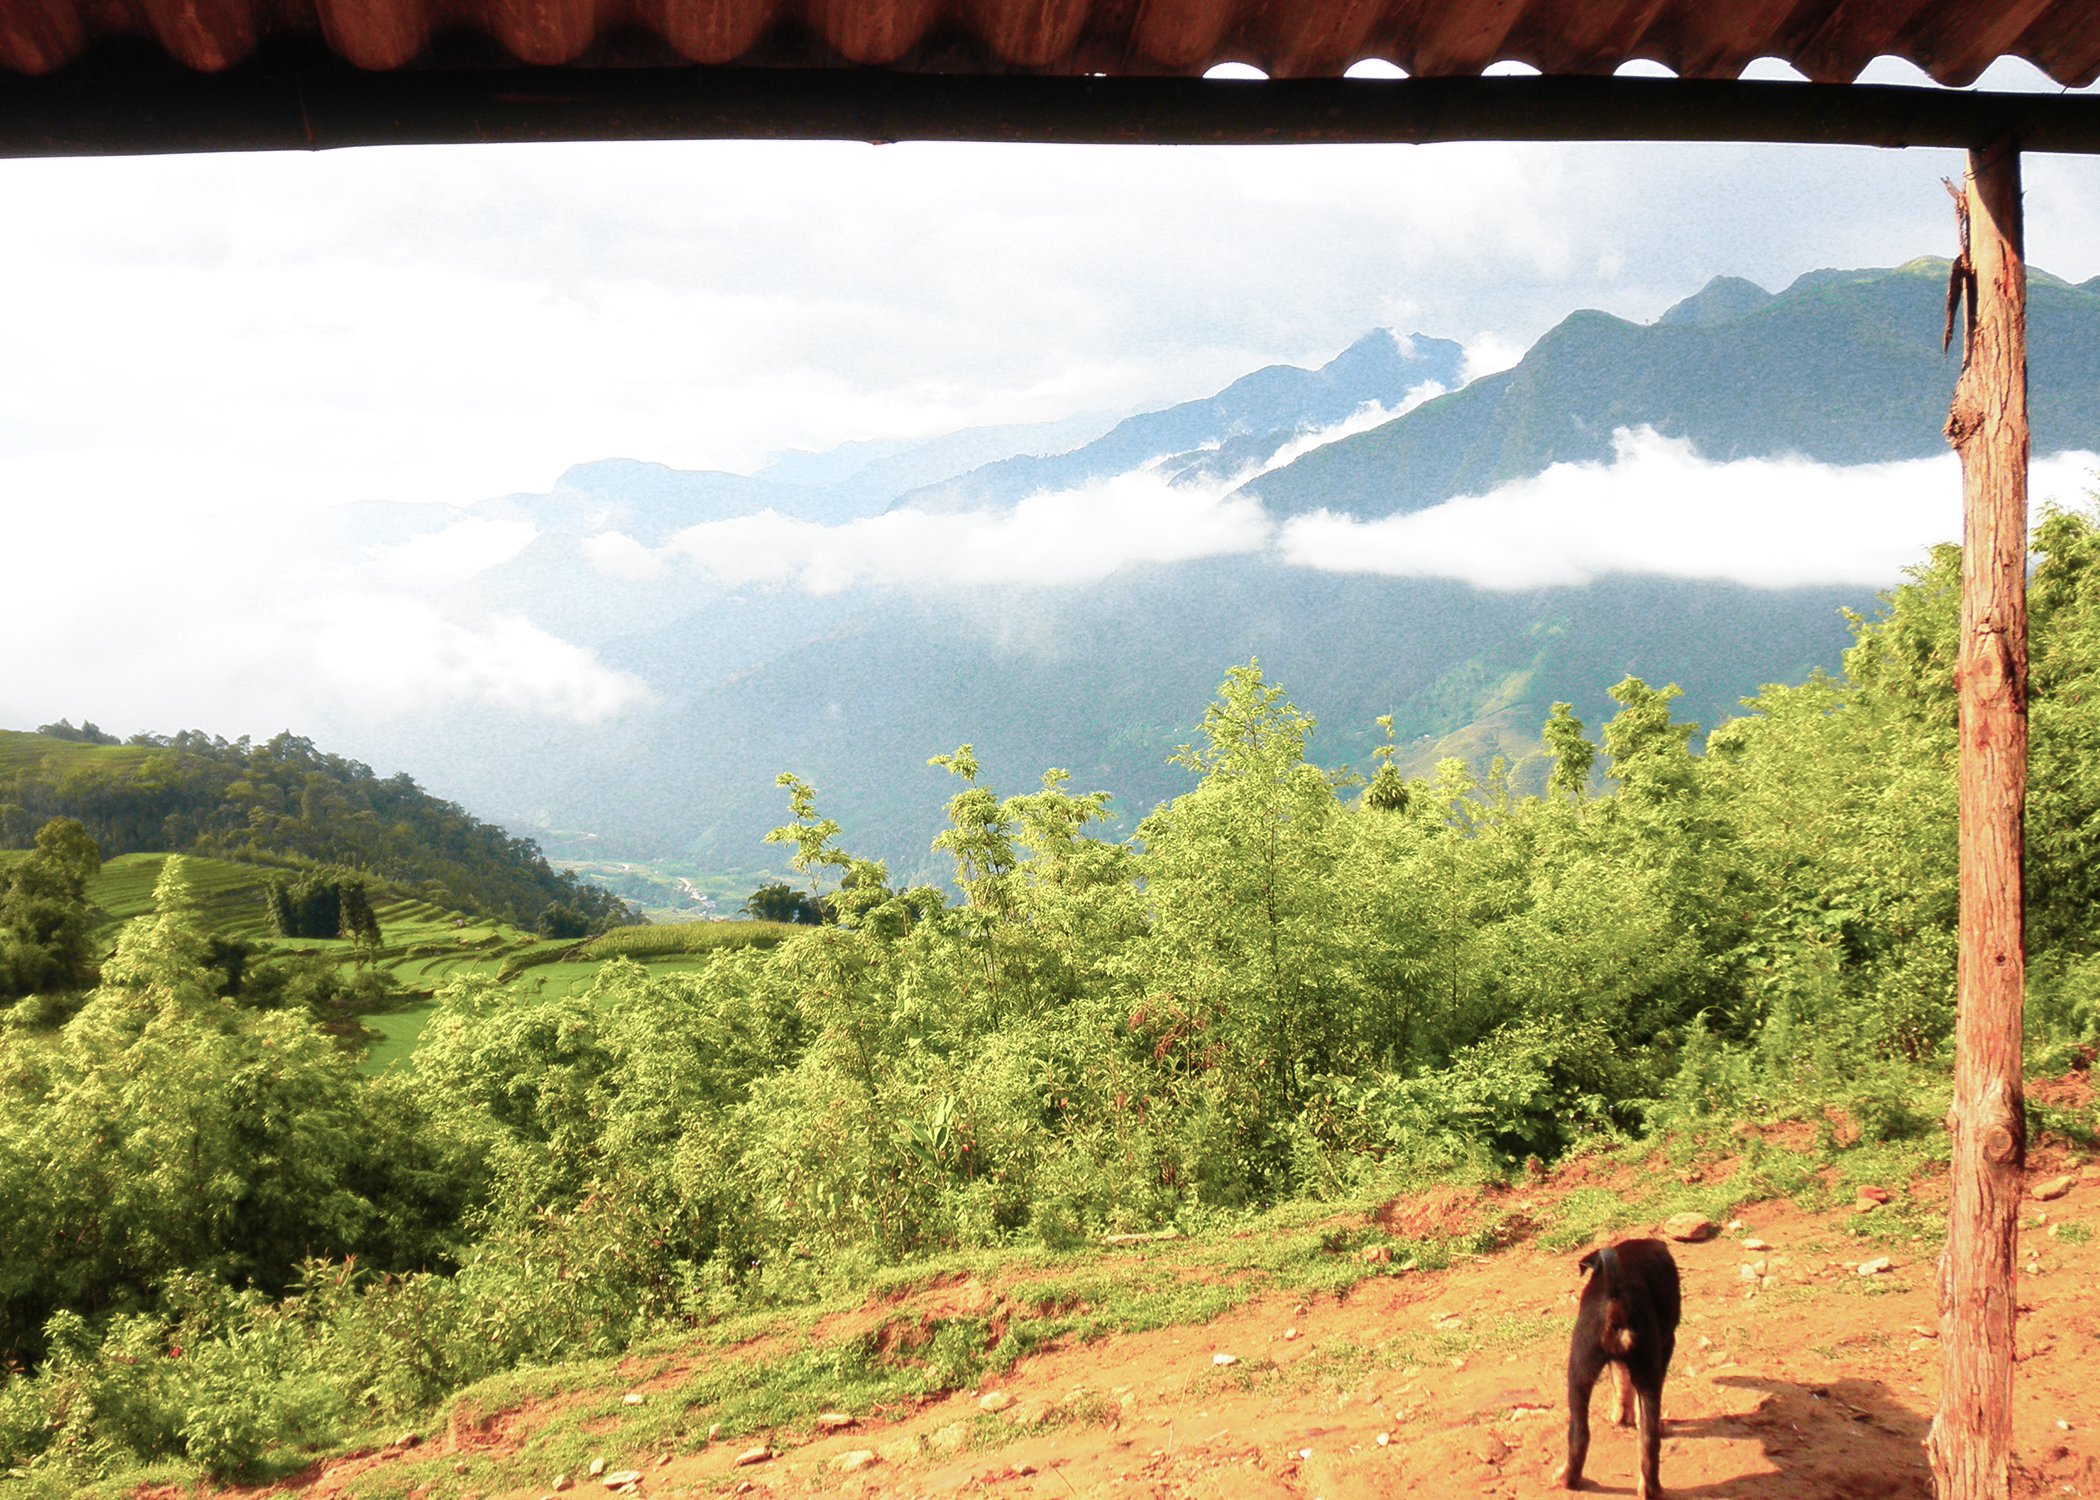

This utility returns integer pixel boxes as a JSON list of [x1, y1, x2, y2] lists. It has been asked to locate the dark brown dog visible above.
[[1559, 1237, 1680, 1497]]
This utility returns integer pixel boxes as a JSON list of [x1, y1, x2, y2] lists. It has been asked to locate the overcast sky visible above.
[[7, 57, 2100, 741]]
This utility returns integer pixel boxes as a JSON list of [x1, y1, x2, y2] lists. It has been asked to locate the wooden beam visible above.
[[1928, 135, 2028, 1500], [6, 52, 2100, 157]]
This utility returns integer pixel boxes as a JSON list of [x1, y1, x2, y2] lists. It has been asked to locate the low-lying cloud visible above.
[[642, 468, 1274, 593], [592, 395, 1454, 594], [590, 424, 2096, 598], [1250, 387, 1448, 478], [1281, 428, 2100, 590]]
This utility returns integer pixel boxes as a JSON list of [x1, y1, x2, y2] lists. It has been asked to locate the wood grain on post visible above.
[[1928, 137, 2028, 1500]]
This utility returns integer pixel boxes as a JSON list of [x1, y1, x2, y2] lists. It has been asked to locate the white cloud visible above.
[[305, 599, 653, 723], [1278, 428, 2100, 590], [581, 530, 672, 582], [1252, 386, 1449, 477], [368, 516, 539, 582], [1461, 334, 1527, 383], [0, 500, 649, 736], [646, 469, 1273, 593]]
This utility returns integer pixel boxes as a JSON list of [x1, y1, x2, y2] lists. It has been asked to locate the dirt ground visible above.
[[203, 1163, 2100, 1500]]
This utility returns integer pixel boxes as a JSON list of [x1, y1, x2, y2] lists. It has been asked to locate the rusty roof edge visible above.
[[4, 57, 2099, 158]]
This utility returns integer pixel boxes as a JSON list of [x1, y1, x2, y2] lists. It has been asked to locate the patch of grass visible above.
[[359, 1002, 439, 1073], [576, 922, 802, 961]]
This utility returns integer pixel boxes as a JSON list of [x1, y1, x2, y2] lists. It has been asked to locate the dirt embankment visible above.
[[199, 1159, 2100, 1500]]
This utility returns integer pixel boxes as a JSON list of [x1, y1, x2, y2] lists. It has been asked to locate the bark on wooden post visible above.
[[1928, 136, 2028, 1500]]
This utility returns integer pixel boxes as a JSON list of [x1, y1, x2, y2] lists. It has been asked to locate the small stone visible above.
[[1663, 1213, 1718, 1243], [588, 1459, 607, 1478], [1740, 1262, 1766, 1282], [1449, 1356, 1467, 1372], [733, 1446, 771, 1467], [2058, 1419, 2074, 1432], [927, 1422, 970, 1456], [1376, 1432, 1390, 1446], [1742, 1237, 1771, 1252], [1856, 1186, 1893, 1209], [1912, 1324, 1940, 1339], [2034, 1175, 2076, 1202], [622, 1393, 645, 1406], [815, 1412, 857, 1431], [1859, 1257, 1892, 1277], [1436, 1315, 1465, 1331], [552, 1478, 572, 1494], [654, 1455, 671, 1468], [706, 1424, 722, 1443], [978, 1391, 1013, 1412], [1362, 1245, 1394, 1265], [1298, 1448, 1314, 1460], [837, 1450, 880, 1472], [600, 1472, 642, 1491], [1283, 1327, 1301, 1341], [1726, 1219, 1747, 1231], [1213, 1352, 1239, 1366]]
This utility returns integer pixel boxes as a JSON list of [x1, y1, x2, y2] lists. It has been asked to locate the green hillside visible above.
[[0, 726, 629, 933]]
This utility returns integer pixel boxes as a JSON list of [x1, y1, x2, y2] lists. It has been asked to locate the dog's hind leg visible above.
[[1612, 1362, 1636, 1427], [1560, 1347, 1601, 1489], [1634, 1378, 1664, 1500]]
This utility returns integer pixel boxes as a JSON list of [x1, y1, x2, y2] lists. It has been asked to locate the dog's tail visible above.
[[1579, 1246, 1635, 1355], [1577, 1244, 1621, 1296]]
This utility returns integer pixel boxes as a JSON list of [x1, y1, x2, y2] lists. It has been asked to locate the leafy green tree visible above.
[[1542, 701, 1595, 799], [1138, 663, 1351, 1159], [763, 772, 849, 908], [338, 878, 383, 961], [0, 817, 102, 1001], [1363, 714, 1409, 812], [738, 882, 825, 925], [533, 901, 590, 940], [1601, 677, 1696, 801]]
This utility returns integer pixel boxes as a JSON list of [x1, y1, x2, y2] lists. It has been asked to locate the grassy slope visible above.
[[0, 730, 162, 779], [156, 1086, 2100, 1500]]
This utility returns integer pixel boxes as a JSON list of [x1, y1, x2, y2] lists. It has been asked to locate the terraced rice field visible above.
[[77, 853, 799, 1073]]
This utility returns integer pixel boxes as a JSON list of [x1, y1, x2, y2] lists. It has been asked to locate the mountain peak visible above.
[[1319, 327, 1418, 380], [1657, 276, 1773, 327], [1314, 328, 1467, 405]]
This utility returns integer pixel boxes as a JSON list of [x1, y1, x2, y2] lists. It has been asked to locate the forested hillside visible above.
[[0, 727, 628, 933], [3, 516, 2099, 1495]]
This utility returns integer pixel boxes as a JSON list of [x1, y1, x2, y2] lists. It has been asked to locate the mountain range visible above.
[[305, 259, 2100, 887]]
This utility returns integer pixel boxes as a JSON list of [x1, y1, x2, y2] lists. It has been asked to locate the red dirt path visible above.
[[188, 1164, 2100, 1500]]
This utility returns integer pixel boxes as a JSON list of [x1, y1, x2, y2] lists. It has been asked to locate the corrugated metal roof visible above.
[[4, 0, 2099, 87]]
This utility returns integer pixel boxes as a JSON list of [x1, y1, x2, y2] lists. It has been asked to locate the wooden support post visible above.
[[1928, 137, 2028, 1500]]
